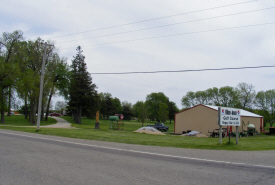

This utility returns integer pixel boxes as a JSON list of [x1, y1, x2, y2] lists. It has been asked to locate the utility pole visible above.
[[36, 42, 49, 130]]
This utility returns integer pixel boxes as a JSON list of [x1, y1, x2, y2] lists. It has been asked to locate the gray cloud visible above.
[[1, 0, 275, 108]]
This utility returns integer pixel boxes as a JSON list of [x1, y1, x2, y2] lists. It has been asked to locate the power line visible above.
[[61, 22, 275, 49], [58, 7, 275, 44], [50, 0, 258, 39], [91, 65, 275, 75]]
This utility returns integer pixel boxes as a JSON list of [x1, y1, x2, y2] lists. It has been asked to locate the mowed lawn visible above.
[[0, 115, 57, 126], [0, 116, 275, 151]]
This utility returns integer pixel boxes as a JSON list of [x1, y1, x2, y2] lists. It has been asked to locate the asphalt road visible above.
[[0, 130, 274, 185]]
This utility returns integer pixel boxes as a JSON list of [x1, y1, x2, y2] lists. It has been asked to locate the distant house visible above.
[[174, 104, 263, 136]]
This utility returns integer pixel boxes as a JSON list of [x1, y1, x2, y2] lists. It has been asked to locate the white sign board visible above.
[[219, 107, 241, 126]]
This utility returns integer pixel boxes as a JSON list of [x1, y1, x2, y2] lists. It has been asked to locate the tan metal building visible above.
[[174, 104, 263, 136]]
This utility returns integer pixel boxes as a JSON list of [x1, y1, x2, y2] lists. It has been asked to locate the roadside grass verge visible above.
[[0, 115, 57, 126], [0, 116, 274, 151]]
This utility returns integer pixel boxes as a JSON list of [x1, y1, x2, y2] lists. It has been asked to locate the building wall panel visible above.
[[175, 105, 262, 136]]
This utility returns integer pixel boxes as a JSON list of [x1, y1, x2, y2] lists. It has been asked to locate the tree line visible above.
[[181, 83, 275, 127], [97, 91, 179, 126], [0, 30, 101, 125], [0, 30, 178, 126], [0, 30, 70, 124]]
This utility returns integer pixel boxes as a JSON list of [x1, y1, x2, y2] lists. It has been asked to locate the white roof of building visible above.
[[204, 105, 263, 118]]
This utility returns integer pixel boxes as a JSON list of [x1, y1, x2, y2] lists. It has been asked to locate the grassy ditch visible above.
[[0, 116, 274, 151]]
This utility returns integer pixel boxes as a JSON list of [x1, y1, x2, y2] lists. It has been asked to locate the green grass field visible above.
[[0, 115, 57, 126], [0, 116, 274, 151], [62, 116, 175, 132]]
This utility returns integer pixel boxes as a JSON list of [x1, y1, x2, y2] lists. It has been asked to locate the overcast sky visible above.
[[1, 0, 275, 108]]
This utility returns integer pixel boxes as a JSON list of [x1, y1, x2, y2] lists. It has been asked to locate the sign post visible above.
[[219, 125, 222, 144], [236, 126, 239, 145], [218, 107, 222, 144], [218, 107, 241, 145]]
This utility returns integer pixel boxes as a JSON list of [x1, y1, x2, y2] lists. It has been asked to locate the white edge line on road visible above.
[[1, 130, 275, 169]]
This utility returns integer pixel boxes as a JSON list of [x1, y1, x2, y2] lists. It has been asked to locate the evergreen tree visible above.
[[168, 101, 179, 124], [121, 101, 133, 121], [112, 97, 122, 114], [158, 102, 168, 123], [68, 46, 98, 124], [105, 93, 115, 118]]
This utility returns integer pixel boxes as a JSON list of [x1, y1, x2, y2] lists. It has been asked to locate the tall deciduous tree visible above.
[[68, 46, 98, 124], [255, 90, 275, 127], [182, 90, 210, 107], [0, 30, 23, 123], [45, 54, 70, 121], [205, 88, 215, 105], [211, 87, 220, 105], [265, 90, 275, 127], [181, 86, 239, 108], [15, 41, 30, 119], [133, 101, 143, 119], [146, 92, 169, 121], [195, 91, 207, 105], [181, 91, 196, 108], [98, 92, 115, 119], [236, 82, 256, 109], [134, 101, 147, 126], [219, 86, 238, 107], [112, 97, 122, 114], [21, 38, 55, 125]]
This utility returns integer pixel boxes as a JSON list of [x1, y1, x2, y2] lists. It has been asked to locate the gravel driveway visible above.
[[41, 117, 73, 128]]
